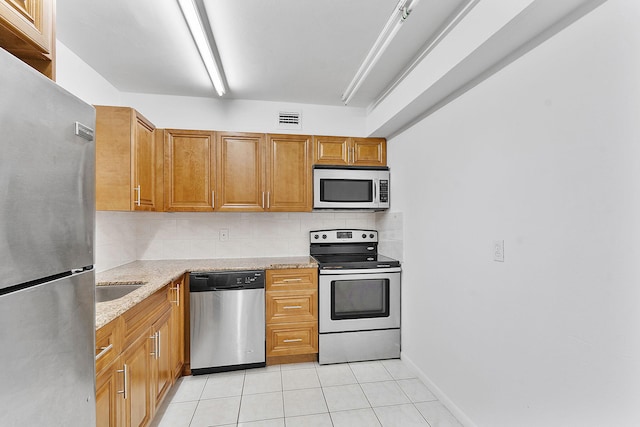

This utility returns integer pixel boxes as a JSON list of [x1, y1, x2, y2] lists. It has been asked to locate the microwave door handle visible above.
[[373, 179, 378, 203]]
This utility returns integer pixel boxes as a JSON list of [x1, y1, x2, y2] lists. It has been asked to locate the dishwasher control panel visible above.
[[190, 270, 265, 292]]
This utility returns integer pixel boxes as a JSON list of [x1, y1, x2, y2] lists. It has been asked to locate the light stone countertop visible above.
[[95, 257, 318, 329]]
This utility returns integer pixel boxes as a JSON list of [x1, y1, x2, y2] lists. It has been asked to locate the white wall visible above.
[[122, 93, 366, 136], [55, 41, 122, 106], [390, 0, 640, 425]]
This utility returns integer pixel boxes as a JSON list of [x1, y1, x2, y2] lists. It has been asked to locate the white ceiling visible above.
[[56, 0, 469, 107]]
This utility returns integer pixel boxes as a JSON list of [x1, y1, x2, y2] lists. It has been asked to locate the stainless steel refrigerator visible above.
[[0, 48, 96, 426]]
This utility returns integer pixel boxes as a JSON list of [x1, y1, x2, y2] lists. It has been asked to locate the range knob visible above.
[[369, 233, 375, 238], [314, 234, 319, 239], [322, 234, 327, 239], [362, 233, 367, 239]]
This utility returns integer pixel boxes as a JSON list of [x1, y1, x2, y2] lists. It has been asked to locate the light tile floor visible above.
[[150, 359, 463, 427]]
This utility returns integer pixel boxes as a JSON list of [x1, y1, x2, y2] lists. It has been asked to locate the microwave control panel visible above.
[[379, 180, 389, 203]]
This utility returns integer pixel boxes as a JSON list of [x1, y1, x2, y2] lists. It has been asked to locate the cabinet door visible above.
[[266, 134, 312, 212], [95, 106, 161, 211], [133, 115, 158, 211], [96, 359, 124, 427], [122, 334, 152, 427], [164, 129, 216, 211], [313, 136, 349, 165], [169, 276, 185, 380], [351, 137, 387, 166], [152, 308, 173, 409], [0, 0, 54, 78], [216, 132, 265, 211]]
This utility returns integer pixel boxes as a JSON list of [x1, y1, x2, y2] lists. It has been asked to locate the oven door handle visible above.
[[319, 266, 401, 275]]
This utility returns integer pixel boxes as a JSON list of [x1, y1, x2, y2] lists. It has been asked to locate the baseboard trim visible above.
[[401, 352, 478, 427]]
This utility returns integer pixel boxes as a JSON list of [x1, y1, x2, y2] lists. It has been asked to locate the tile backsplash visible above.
[[96, 211, 402, 272]]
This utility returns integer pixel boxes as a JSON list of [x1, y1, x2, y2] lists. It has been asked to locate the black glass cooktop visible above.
[[312, 253, 400, 269]]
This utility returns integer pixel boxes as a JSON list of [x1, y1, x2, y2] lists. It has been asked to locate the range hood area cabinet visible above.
[[313, 136, 386, 167], [0, 0, 55, 79], [95, 106, 163, 211], [163, 130, 313, 212]]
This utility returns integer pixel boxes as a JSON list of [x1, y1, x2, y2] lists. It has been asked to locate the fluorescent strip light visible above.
[[368, 0, 479, 112], [177, 0, 227, 96], [341, 0, 420, 105]]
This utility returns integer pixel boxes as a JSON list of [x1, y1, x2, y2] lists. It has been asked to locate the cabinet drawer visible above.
[[266, 268, 317, 291], [95, 317, 121, 374], [266, 322, 318, 357], [122, 287, 169, 348], [266, 290, 317, 324]]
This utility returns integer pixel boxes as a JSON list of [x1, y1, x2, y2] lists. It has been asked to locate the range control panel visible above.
[[310, 229, 378, 243]]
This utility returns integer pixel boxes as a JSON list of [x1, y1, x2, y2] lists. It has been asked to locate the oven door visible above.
[[319, 270, 400, 333]]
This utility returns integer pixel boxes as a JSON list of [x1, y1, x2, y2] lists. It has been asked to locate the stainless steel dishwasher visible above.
[[189, 270, 266, 374]]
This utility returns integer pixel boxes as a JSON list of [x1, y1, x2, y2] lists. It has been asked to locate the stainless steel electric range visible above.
[[310, 229, 401, 364]]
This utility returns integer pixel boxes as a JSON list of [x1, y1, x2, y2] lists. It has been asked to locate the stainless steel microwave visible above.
[[313, 165, 390, 210]]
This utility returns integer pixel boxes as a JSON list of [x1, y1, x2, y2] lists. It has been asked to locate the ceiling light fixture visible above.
[[341, 0, 420, 105], [177, 0, 227, 96]]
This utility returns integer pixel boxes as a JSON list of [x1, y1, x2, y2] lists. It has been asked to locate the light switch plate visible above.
[[493, 240, 504, 262], [220, 229, 229, 241]]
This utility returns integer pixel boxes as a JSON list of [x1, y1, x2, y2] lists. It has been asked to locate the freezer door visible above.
[[0, 49, 95, 290], [0, 270, 96, 426]]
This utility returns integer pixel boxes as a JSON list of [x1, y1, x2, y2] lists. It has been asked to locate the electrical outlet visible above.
[[493, 240, 504, 262], [220, 229, 229, 241]]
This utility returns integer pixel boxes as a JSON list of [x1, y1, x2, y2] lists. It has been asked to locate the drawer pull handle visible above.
[[171, 283, 180, 306], [134, 185, 141, 206], [95, 344, 113, 360], [283, 305, 302, 309], [282, 278, 302, 282], [116, 364, 128, 400], [283, 338, 303, 343]]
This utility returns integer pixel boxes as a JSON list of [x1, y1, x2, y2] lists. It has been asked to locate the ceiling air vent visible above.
[[277, 111, 302, 130]]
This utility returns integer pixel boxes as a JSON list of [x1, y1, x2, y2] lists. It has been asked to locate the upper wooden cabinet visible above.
[[215, 132, 265, 212], [163, 129, 216, 212], [213, 132, 313, 212], [313, 136, 386, 167], [95, 106, 163, 212], [0, 0, 55, 78], [266, 134, 313, 212]]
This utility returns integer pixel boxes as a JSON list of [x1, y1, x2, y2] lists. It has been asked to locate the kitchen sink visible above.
[[95, 284, 143, 303]]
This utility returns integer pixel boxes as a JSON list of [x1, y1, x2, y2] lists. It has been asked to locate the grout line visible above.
[[235, 371, 247, 426]]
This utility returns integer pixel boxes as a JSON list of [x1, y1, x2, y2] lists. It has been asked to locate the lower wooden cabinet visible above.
[[266, 321, 318, 357], [122, 333, 153, 427], [96, 357, 123, 427], [151, 308, 172, 410], [168, 275, 185, 379], [95, 276, 186, 427], [265, 268, 318, 364]]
